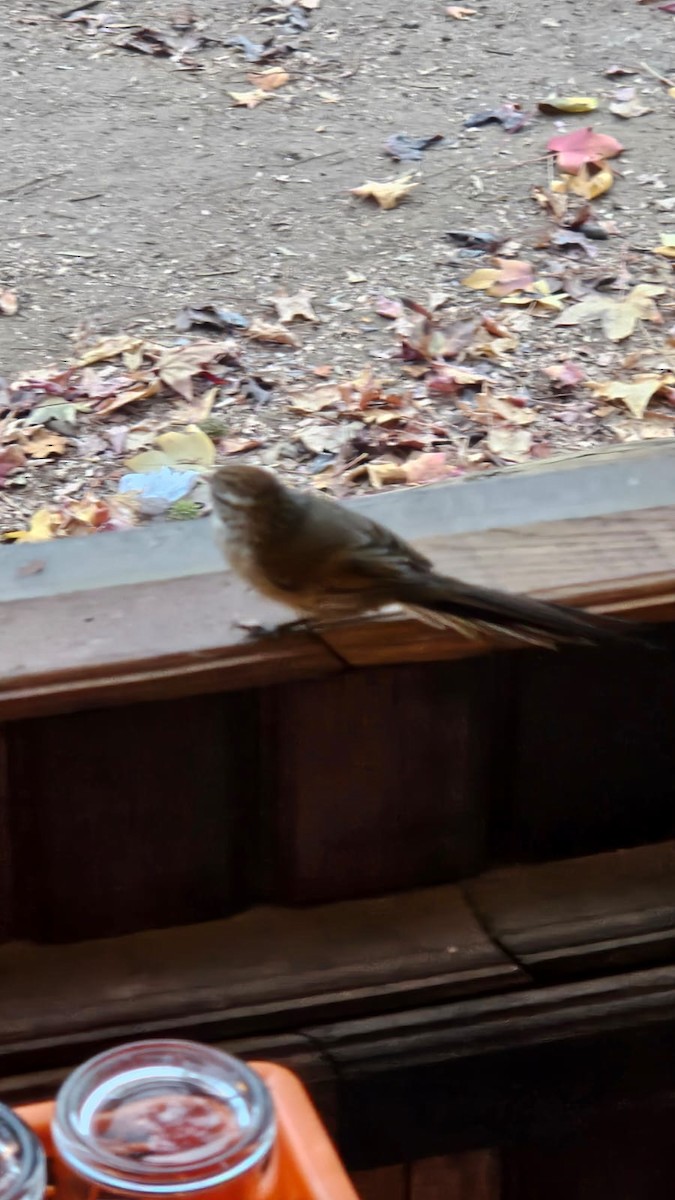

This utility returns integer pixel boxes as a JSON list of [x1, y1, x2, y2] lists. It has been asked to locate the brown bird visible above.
[[210, 464, 646, 648]]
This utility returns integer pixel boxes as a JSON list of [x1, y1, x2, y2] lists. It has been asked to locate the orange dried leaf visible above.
[[351, 172, 418, 210]]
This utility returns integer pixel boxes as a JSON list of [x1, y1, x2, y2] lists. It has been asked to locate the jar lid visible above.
[[53, 1041, 275, 1195], [0, 1107, 45, 1200]]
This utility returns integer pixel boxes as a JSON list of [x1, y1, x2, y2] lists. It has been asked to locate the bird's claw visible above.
[[235, 617, 312, 640]]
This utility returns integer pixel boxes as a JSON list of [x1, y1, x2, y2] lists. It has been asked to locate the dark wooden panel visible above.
[[351, 1165, 408, 1200], [466, 841, 675, 981], [310, 965, 675, 1167], [268, 660, 501, 903], [0, 886, 523, 1074], [410, 1153, 500, 1200], [0, 727, 11, 941], [502, 1108, 675, 1200], [5, 692, 260, 941], [498, 642, 675, 862]]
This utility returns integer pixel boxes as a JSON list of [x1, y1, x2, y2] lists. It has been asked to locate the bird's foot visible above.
[[235, 617, 312, 640]]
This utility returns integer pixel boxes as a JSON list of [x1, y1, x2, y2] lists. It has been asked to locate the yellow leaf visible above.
[[569, 161, 613, 199], [23, 430, 68, 457], [669, 86, 675, 99], [4, 509, 62, 542], [228, 89, 273, 109], [77, 336, 145, 366], [247, 68, 290, 91], [156, 425, 216, 468], [555, 284, 665, 342], [351, 172, 418, 210], [125, 450, 172, 472], [462, 258, 534, 297], [486, 427, 533, 462], [588, 373, 675, 419], [538, 96, 598, 114], [246, 318, 300, 346], [652, 233, 675, 258]]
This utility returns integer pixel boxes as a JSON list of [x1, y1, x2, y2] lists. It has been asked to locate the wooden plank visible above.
[[268, 660, 501, 902], [5, 692, 261, 941], [0, 885, 523, 1071], [309, 964, 675, 1167], [410, 1153, 500, 1200], [0, 573, 342, 720], [465, 842, 675, 980], [1, 507, 675, 719]]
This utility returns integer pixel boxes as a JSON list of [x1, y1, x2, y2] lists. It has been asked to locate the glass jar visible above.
[[0, 1104, 46, 1200], [51, 1041, 276, 1200]]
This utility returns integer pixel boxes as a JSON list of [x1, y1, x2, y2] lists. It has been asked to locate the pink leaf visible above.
[[547, 127, 624, 173]]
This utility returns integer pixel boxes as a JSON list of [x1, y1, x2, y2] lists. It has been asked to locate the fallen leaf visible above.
[[547, 127, 624, 173], [155, 340, 238, 401], [426, 366, 485, 395], [374, 296, 405, 319], [531, 185, 568, 221], [446, 228, 505, 250], [95, 378, 161, 417], [403, 452, 455, 483], [268, 288, 318, 323], [611, 415, 675, 441], [462, 257, 535, 297], [566, 161, 614, 199], [384, 133, 444, 162], [298, 421, 362, 455], [228, 88, 274, 109], [246, 319, 300, 346], [588, 373, 675, 419], [351, 172, 418, 210], [609, 94, 652, 118], [77, 336, 146, 366], [538, 96, 598, 114], [126, 424, 215, 471], [544, 361, 586, 387], [651, 233, 675, 258], [555, 284, 665, 341], [487, 394, 538, 425], [0, 289, 18, 316], [367, 462, 407, 487], [464, 103, 528, 133], [24, 400, 80, 433], [290, 384, 342, 413], [0, 444, 26, 482], [246, 67, 290, 91], [4, 509, 63, 543], [220, 437, 264, 455], [446, 5, 476, 16], [175, 305, 249, 333], [23, 430, 68, 457], [486, 427, 533, 462]]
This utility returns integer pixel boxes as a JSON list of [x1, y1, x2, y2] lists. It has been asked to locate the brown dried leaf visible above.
[[486, 427, 533, 462], [351, 172, 419, 210], [95, 378, 161, 416], [247, 67, 290, 91], [77, 336, 147, 366], [290, 385, 342, 413], [555, 284, 665, 341], [228, 88, 274, 108], [588, 373, 675, 419], [155, 340, 237, 401], [462, 257, 535, 297], [247, 319, 300, 346], [23, 430, 68, 457], [269, 288, 318, 323], [543, 360, 586, 387]]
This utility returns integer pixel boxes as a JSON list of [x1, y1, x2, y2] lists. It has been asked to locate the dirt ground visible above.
[[1, 0, 675, 536]]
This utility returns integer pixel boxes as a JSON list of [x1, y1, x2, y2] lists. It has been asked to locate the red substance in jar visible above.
[[93, 1094, 240, 1166]]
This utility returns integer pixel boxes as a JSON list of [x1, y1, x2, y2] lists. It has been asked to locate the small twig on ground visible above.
[[639, 60, 675, 89]]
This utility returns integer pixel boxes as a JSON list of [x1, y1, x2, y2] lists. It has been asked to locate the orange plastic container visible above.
[[16, 1062, 359, 1200]]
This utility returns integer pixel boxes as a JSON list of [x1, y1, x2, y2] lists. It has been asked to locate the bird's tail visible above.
[[393, 573, 657, 649]]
